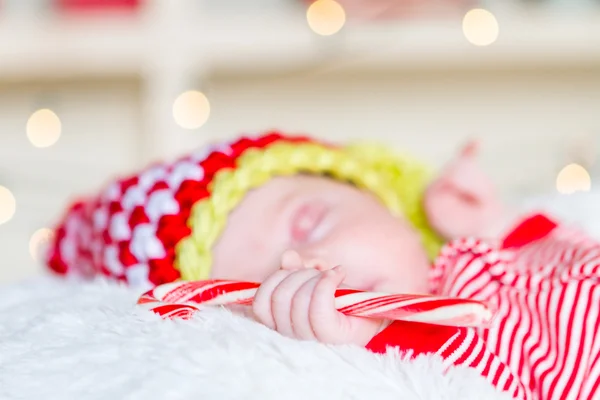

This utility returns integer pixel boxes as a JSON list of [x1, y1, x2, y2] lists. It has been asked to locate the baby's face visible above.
[[211, 175, 431, 294]]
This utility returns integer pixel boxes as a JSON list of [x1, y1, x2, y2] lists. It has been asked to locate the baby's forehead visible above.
[[263, 175, 353, 198], [275, 174, 354, 190], [231, 175, 346, 215]]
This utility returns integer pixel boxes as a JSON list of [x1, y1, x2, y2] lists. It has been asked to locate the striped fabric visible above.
[[367, 214, 600, 400]]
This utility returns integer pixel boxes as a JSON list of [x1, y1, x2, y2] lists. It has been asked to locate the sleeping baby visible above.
[[47, 132, 600, 400]]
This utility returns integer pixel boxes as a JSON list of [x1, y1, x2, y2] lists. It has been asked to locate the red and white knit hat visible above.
[[46, 132, 442, 290]]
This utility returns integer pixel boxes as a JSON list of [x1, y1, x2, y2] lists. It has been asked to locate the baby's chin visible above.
[[367, 277, 430, 295], [338, 279, 406, 295]]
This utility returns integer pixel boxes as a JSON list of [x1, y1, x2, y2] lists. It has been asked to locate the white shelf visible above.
[[1, 1, 599, 163], [1, 5, 600, 81], [203, 11, 600, 74], [1, 2, 599, 285], [0, 14, 145, 80]]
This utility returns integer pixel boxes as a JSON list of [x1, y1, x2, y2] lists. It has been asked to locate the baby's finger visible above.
[[290, 275, 321, 340], [252, 269, 293, 330], [272, 268, 321, 338], [281, 249, 304, 271], [309, 266, 347, 344]]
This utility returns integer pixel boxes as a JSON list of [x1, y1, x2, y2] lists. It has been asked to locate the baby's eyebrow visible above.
[[274, 186, 298, 218]]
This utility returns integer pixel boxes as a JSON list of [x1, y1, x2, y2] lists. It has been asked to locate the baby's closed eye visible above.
[[290, 200, 330, 243]]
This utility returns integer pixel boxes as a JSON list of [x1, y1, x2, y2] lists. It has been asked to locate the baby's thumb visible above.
[[281, 249, 304, 270]]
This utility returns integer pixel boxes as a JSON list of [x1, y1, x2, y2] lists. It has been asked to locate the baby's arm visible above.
[[367, 321, 532, 400], [431, 214, 600, 400]]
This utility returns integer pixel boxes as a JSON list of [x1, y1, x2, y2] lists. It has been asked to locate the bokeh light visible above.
[[0, 186, 16, 225], [26, 109, 62, 148], [172, 90, 211, 130], [462, 8, 499, 47], [556, 163, 591, 194], [29, 228, 55, 262], [306, 0, 346, 36]]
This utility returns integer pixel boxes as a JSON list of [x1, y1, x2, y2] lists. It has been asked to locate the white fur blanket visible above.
[[0, 277, 510, 400], [1, 191, 599, 400]]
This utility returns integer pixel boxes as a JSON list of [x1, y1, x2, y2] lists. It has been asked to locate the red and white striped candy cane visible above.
[[137, 280, 495, 328]]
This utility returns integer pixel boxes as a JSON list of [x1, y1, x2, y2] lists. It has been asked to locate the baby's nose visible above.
[[302, 254, 335, 271], [295, 248, 331, 266]]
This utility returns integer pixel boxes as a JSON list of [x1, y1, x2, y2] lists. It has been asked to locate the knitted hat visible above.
[[46, 132, 442, 290]]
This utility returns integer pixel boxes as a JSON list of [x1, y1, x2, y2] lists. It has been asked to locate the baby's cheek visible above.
[[328, 246, 429, 294], [348, 230, 429, 293]]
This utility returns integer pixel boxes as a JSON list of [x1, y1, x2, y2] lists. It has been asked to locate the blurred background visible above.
[[0, 0, 599, 283]]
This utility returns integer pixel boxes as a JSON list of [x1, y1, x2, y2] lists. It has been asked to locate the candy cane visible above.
[[137, 280, 495, 328]]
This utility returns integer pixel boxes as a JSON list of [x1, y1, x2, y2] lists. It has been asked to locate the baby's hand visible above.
[[424, 141, 504, 240], [252, 250, 383, 346]]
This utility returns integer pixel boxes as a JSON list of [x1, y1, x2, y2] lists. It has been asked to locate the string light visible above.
[[462, 8, 499, 46], [0, 186, 16, 225], [26, 109, 62, 148], [306, 0, 346, 36], [556, 163, 591, 194], [29, 228, 54, 262], [172, 91, 211, 130]]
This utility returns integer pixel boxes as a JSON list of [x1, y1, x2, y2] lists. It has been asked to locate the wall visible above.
[[0, 80, 142, 282], [200, 67, 600, 196]]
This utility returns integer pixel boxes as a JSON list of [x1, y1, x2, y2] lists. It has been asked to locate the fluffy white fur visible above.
[[0, 278, 512, 400], [1, 191, 598, 400]]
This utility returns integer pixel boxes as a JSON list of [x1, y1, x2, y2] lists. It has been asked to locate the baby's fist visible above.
[[251, 251, 383, 346], [424, 141, 504, 240]]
